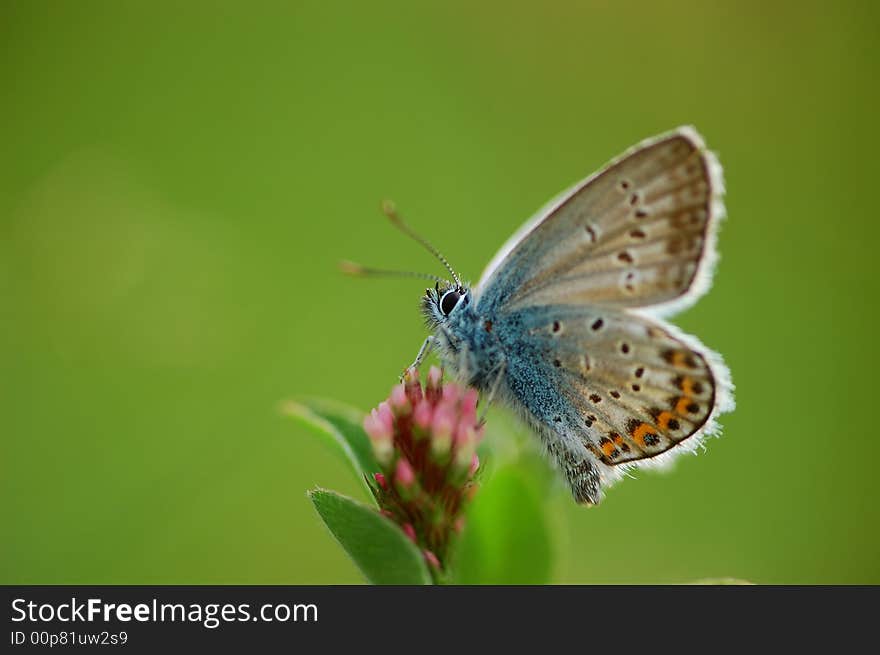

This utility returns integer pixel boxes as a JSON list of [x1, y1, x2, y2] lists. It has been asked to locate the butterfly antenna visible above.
[[339, 261, 450, 285], [381, 200, 462, 287]]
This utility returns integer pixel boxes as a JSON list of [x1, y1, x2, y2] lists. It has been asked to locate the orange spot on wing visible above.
[[600, 440, 616, 457], [656, 411, 677, 430], [632, 422, 658, 447], [681, 376, 704, 396], [675, 396, 693, 415], [666, 350, 699, 369]]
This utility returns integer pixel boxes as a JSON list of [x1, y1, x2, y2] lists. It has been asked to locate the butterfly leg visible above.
[[403, 336, 437, 379], [478, 360, 507, 424]]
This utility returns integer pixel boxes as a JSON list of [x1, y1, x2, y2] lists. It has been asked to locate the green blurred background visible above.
[[2, 1, 878, 584]]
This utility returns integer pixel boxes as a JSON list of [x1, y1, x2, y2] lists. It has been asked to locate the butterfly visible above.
[[345, 126, 734, 505]]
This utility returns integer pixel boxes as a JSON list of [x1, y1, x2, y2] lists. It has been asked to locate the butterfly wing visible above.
[[477, 126, 724, 319], [476, 127, 733, 503], [496, 303, 733, 501]]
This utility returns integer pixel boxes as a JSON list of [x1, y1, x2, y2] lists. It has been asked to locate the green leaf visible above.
[[283, 398, 380, 496], [309, 488, 433, 585], [452, 466, 554, 584]]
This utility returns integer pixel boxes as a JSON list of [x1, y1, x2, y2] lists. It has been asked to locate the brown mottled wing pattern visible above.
[[478, 127, 723, 318], [519, 307, 723, 466]]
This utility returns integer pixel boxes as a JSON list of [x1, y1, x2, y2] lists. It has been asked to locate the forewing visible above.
[[503, 304, 733, 468], [477, 126, 724, 318]]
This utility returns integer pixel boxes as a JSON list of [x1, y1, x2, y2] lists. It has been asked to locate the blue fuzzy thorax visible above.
[[422, 285, 504, 390]]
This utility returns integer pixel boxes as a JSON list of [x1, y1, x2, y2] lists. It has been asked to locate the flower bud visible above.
[[363, 411, 393, 466], [413, 400, 433, 431], [390, 383, 410, 414], [363, 367, 485, 577], [429, 403, 454, 462], [423, 550, 441, 570], [394, 458, 415, 490], [426, 366, 442, 391], [376, 402, 394, 431], [469, 453, 480, 478], [460, 388, 479, 424]]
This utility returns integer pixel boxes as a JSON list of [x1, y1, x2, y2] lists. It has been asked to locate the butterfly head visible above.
[[422, 282, 471, 329]]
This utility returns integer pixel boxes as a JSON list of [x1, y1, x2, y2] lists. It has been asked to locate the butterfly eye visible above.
[[439, 290, 461, 316]]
